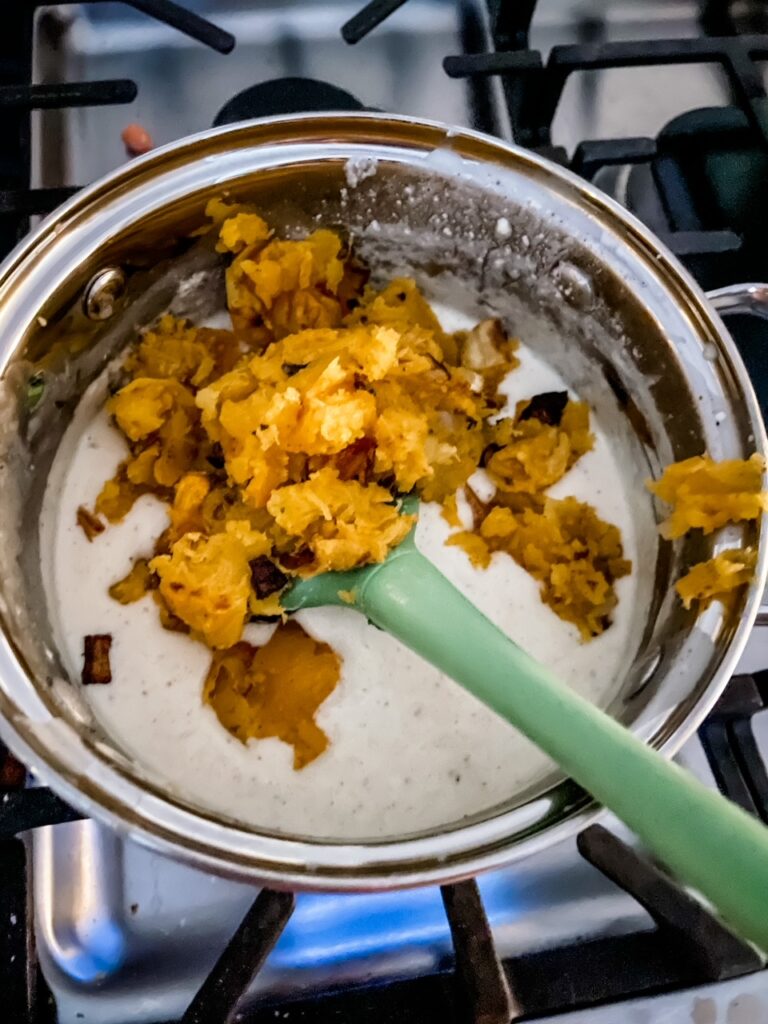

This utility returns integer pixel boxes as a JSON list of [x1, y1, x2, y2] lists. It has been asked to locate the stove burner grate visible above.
[[0, 2, 233, 256], [174, 826, 762, 1024]]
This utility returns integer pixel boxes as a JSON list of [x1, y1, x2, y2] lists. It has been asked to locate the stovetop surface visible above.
[[11, 1, 768, 1022], [36, 0, 747, 187], [32, 727, 766, 1024]]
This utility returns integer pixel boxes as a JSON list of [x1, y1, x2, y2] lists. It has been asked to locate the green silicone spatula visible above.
[[283, 502, 768, 952]]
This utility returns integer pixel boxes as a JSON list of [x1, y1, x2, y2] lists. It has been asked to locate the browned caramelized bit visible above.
[[493, 489, 545, 516], [480, 443, 501, 468], [282, 362, 307, 377], [153, 527, 173, 558], [76, 505, 105, 542], [286, 452, 310, 482], [249, 556, 289, 600], [206, 443, 226, 471], [337, 257, 371, 315], [82, 635, 113, 685], [335, 436, 377, 483], [279, 547, 315, 571], [426, 353, 451, 378], [518, 391, 569, 426]]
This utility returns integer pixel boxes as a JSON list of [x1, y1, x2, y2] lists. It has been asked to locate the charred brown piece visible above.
[[82, 634, 113, 685], [518, 391, 569, 426], [480, 443, 501, 468], [206, 443, 226, 471], [337, 257, 371, 315], [464, 484, 489, 530], [426, 353, 451, 378], [282, 362, 307, 377], [76, 505, 105, 541], [336, 436, 377, 483], [280, 547, 315, 571], [250, 556, 289, 599]]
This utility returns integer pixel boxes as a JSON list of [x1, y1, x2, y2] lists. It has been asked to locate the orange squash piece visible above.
[[676, 548, 757, 610], [151, 527, 271, 648], [479, 498, 631, 640], [647, 453, 767, 539], [203, 621, 341, 769]]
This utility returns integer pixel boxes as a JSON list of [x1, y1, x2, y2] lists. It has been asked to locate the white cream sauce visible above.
[[40, 307, 654, 840]]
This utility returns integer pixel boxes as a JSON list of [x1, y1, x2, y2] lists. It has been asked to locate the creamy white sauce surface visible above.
[[40, 308, 654, 840]]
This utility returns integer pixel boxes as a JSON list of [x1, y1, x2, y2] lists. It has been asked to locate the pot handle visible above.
[[706, 283, 768, 625], [707, 282, 768, 318]]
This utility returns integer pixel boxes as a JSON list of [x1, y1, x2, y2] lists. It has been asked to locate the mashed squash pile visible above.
[[91, 208, 631, 647], [80, 203, 763, 768]]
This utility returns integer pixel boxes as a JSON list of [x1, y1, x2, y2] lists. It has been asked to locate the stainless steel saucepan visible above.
[[0, 113, 764, 889]]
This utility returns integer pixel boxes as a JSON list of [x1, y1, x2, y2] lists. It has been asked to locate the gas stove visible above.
[[3, 2, 768, 1023]]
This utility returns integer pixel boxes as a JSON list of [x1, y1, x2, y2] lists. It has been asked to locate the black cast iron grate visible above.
[[125, 824, 768, 1024], [0, 1, 233, 257], [4, 680, 767, 1024], [700, 669, 768, 821], [0, 8, 235, 1021], [341, 0, 768, 276]]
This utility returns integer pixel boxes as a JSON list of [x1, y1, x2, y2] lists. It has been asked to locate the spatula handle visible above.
[[358, 548, 768, 951]]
